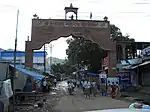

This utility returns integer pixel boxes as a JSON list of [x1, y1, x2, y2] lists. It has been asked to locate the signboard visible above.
[[142, 46, 150, 56], [32, 19, 109, 28], [117, 72, 130, 80], [103, 56, 108, 67], [107, 77, 119, 85]]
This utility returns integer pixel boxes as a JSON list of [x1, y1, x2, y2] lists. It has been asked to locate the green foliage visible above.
[[51, 61, 76, 76], [110, 24, 135, 42], [66, 37, 106, 72]]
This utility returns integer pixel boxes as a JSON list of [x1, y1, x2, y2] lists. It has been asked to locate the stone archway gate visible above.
[[25, 18, 116, 77]]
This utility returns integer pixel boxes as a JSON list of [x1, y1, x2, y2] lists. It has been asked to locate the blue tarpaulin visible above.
[[87, 72, 98, 76], [10, 64, 44, 80]]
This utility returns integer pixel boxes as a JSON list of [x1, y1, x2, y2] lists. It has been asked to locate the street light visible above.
[[1, 5, 19, 111], [13, 9, 19, 112]]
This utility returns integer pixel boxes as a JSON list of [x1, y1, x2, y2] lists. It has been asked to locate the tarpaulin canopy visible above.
[[10, 64, 44, 80]]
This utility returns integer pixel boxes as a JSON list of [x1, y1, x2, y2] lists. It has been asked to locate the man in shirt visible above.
[[53, 78, 57, 87], [68, 82, 74, 95], [85, 81, 91, 99], [83, 81, 87, 94], [43, 79, 47, 92]]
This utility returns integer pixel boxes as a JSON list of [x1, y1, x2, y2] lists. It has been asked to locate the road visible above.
[[52, 81, 130, 112]]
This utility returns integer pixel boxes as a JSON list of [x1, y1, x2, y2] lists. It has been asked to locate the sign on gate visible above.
[[32, 19, 109, 28]]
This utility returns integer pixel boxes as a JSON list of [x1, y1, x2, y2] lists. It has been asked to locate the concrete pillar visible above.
[[108, 51, 116, 77], [25, 41, 33, 68], [121, 44, 126, 60]]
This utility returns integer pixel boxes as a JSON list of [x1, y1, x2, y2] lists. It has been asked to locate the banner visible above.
[[1, 79, 13, 99]]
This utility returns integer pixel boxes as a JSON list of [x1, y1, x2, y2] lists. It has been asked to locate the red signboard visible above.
[[103, 56, 108, 67]]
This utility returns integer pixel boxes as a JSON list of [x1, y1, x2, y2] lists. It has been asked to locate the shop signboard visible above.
[[103, 56, 108, 67], [107, 77, 119, 85], [117, 72, 131, 89], [142, 46, 150, 56]]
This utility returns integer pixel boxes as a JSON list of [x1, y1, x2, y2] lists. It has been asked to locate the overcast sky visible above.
[[0, 0, 150, 59]]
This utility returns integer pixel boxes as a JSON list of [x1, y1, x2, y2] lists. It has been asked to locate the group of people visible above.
[[81, 80, 97, 99], [23, 76, 57, 93], [41, 77, 57, 92], [66, 78, 121, 100], [67, 79, 98, 98]]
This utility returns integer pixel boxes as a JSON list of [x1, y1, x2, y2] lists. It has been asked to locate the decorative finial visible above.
[[90, 12, 92, 20], [104, 16, 108, 21], [33, 14, 39, 19], [33, 14, 37, 18], [70, 3, 73, 7]]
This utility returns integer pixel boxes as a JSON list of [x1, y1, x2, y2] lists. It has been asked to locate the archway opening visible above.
[[32, 35, 108, 78]]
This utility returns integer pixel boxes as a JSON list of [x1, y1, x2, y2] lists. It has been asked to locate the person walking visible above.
[[53, 78, 57, 87], [82, 80, 87, 95], [92, 81, 97, 97], [85, 81, 91, 99], [115, 82, 121, 97], [42, 79, 47, 92], [110, 82, 116, 98]]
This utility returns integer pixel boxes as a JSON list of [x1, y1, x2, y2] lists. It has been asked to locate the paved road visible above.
[[53, 81, 130, 112]]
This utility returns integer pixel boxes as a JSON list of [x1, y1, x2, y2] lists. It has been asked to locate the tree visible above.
[[66, 37, 106, 72], [110, 24, 135, 42], [51, 61, 76, 77], [51, 63, 64, 74]]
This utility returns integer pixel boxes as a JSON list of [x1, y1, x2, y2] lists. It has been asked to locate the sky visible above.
[[0, 0, 150, 59]]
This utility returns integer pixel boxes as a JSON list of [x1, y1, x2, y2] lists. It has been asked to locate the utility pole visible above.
[[44, 44, 46, 74], [13, 9, 19, 112]]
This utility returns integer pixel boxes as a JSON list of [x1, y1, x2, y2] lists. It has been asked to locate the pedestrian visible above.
[[47, 79, 51, 92], [110, 82, 116, 98], [107, 83, 112, 96], [101, 83, 106, 96], [85, 81, 91, 99], [82, 80, 87, 95], [53, 78, 57, 87], [115, 82, 121, 97], [77, 80, 80, 88], [42, 79, 47, 92]]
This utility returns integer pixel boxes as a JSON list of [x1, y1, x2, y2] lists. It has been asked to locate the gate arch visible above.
[[25, 18, 116, 77]]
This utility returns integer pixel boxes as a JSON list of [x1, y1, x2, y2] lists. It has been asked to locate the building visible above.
[[119, 46, 150, 87], [0, 50, 47, 71]]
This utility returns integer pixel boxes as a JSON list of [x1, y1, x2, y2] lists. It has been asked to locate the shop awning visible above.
[[130, 61, 150, 69], [139, 61, 150, 66], [122, 65, 131, 69], [10, 64, 44, 80], [130, 65, 138, 69]]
